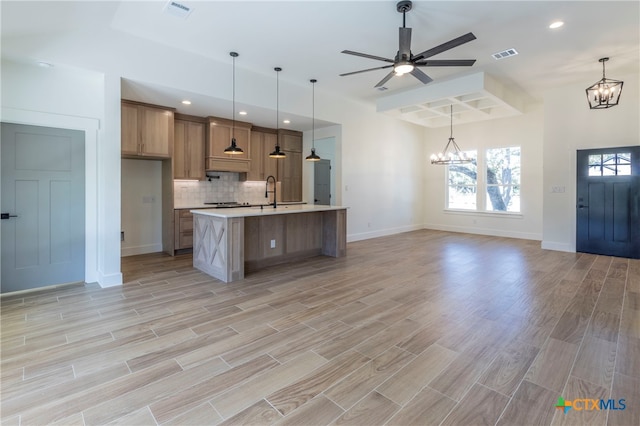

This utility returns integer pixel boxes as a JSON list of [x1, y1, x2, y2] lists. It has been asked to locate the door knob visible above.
[[1, 213, 18, 220]]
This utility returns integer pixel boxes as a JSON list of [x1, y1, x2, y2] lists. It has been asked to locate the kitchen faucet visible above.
[[265, 175, 277, 208]]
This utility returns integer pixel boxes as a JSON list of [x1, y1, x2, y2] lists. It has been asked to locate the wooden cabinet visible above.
[[174, 209, 195, 251], [248, 127, 279, 181], [277, 130, 303, 202], [121, 100, 174, 158], [206, 117, 251, 172], [174, 115, 205, 180]]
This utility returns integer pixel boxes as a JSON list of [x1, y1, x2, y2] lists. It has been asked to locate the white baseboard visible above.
[[347, 224, 424, 243], [97, 271, 123, 288], [423, 223, 542, 241], [121, 243, 163, 257], [541, 241, 575, 253]]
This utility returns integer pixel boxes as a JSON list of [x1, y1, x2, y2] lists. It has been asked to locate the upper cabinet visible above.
[[121, 100, 174, 159], [248, 127, 278, 181], [174, 115, 205, 180], [206, 117, 251, 173], [277, 129, 303, 202]]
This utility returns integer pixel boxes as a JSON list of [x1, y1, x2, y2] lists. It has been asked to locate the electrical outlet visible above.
[[270, 239, 276, 249], [121, 231, 125, 242]]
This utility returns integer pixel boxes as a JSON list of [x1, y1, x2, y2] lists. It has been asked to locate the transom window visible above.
[[588, 152, 631, 176], [446, 146, 521, 213]]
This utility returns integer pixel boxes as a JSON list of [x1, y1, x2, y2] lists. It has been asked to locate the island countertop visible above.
[[191, 204, 347, 282], [190, 204, 346, 218]]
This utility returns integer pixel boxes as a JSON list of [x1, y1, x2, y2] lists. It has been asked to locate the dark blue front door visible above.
[[576, 146, 640, 259]]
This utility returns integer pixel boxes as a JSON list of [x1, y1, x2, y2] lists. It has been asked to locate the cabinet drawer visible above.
[[179, 217, 193, 233], [179, 231, 193, 249]]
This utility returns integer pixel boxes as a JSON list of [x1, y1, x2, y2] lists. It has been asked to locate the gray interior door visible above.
[[314, 159, 331, 205], [1, 123, 85, 293], [576, 146, 640, 259]]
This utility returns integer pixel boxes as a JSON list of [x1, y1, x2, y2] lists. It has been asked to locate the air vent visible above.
[[377, 86, 389, 91], [492, 48, 518, 60], [163, 1, 193, 19]]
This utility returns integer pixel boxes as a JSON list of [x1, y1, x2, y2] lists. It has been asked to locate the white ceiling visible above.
[[2, 1, 638, 130]]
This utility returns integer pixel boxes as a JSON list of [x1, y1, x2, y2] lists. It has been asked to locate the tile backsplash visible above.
[[173, 173, 269, 206]]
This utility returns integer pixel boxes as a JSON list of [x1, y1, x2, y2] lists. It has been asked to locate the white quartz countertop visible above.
[[175, 201, 308, 210], [190, 204, 346, 218]]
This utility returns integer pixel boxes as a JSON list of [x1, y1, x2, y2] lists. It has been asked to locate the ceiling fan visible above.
[[340, 0, 477, 88]]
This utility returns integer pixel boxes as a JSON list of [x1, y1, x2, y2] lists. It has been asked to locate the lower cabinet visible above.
[[174, 209, 194, 251]]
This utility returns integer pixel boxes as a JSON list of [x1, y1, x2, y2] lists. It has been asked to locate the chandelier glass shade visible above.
[[430, 105, 471, 165], [586, 57, 623, 109], [224, 52, 244, 155]]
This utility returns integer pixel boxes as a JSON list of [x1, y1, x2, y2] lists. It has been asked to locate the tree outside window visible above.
[[446, 147, 520, 213], [447, 151, 477, 210], [486, 147, 520, 212]]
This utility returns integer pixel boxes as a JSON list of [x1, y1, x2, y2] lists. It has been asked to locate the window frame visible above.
[[445, 146, 522, 215]]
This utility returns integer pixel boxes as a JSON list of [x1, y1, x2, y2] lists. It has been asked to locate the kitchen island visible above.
[[191, 205, 347, 283]]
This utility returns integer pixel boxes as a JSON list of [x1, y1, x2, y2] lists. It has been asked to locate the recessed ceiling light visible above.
[[283, 119, 291, 124], [549, 21, 564, 29], [239, 111, 247, 115], [37, 61, 53, 68], [181, 100, 191, 105]]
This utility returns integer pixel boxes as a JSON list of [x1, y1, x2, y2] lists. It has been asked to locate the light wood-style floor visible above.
[[1, 230, 638, 426]]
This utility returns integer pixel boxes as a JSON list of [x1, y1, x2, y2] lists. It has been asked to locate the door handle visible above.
[[577, 205, 589, 209], [1, 213, 18, 220]]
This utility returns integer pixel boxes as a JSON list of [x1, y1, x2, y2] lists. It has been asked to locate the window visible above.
[[447, 151, 477, 210], [446, 146, 521, 213], [588, 152, 631, 176], [486, 147, 520, 212]]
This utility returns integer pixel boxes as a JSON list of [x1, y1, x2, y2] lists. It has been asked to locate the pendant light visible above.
[[430, 105, 471, 165], [306, 79, 321, 162], [586, 57, 623, 109], [224, 51, 244, 155], [269, 67, 286, 158]]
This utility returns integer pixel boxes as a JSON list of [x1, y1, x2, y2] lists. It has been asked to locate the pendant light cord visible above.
[[449, 105, 453, 139], [232, 53, 236, 141], [312, 79, 315, 147]]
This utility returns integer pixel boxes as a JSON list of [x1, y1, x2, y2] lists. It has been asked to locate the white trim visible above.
[[347, 224, 424, 242], [444, 209, 524, 219], [121, 244, 163, 257], [424, 223, 541, 241], [1, 107, 103, 285], [541, 241, 575, 253]]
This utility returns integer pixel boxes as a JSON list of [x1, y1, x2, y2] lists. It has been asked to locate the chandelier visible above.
[[430, 105, 471, 165], [586, 57, 623, 109]]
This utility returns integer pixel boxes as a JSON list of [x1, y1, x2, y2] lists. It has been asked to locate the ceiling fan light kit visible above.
[[340, 0, 476, 88], [586, 57, 623, 109], [224, 51, 244, 155]]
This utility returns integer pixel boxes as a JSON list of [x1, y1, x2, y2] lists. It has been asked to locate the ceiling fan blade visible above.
[[410, 68, 433, 85], [414, 59, 476, 67], [341, 50, 395, 63], [340, 65, 394, 77], [399, 27, 412, 59], [412, 32, 477, 61], [375, 71, 395, 88]]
